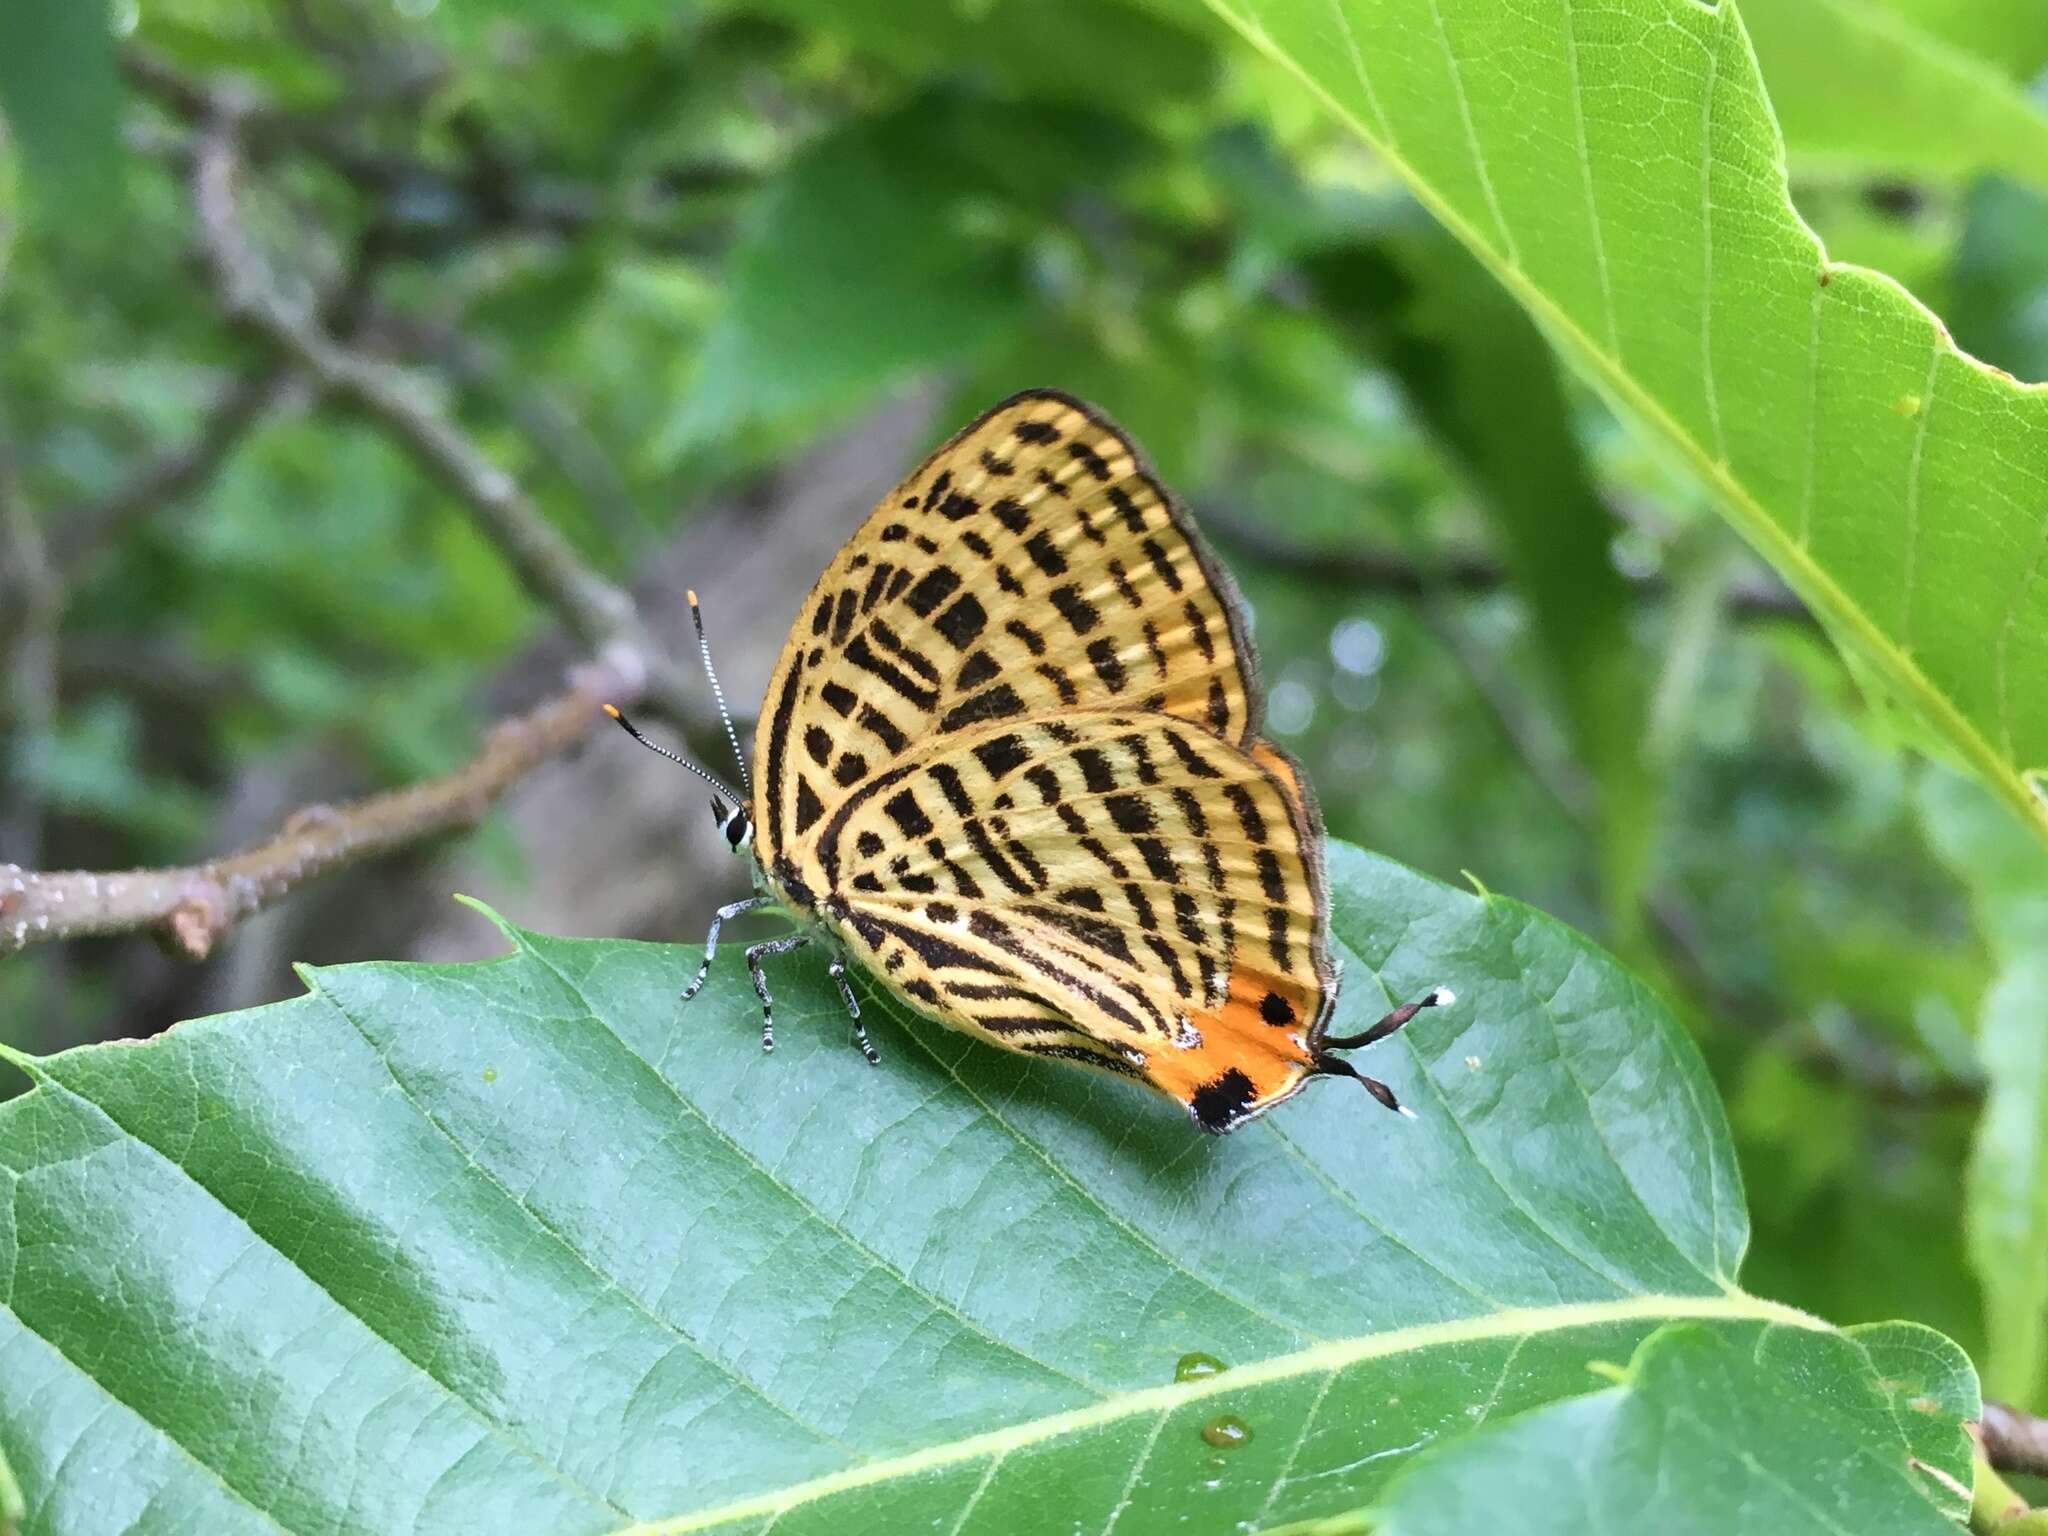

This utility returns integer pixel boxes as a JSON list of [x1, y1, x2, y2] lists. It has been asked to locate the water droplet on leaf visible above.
[[1175, 1352, 1226, 1382], [1201, 1415, 1252, 1449]]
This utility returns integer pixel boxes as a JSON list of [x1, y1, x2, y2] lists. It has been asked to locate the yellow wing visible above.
[[790, 711, 1339, 1132], [749, 389, 1261, 871]]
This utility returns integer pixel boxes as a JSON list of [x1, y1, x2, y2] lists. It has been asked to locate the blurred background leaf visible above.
[[1921, 767, 2048, 1409], [0, 0, 121, 219], [1746, 0, 2048, 188]]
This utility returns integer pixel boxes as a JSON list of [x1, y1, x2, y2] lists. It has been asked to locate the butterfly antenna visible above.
[[601, 704, 744, 806], [687, 589, 750, 794]]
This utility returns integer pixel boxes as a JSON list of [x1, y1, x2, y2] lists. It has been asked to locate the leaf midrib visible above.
[[1207, 0, 2048, 846], [609, 1291, 1823, 1536]]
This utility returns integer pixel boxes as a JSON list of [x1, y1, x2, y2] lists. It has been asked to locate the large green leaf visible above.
[[0, 845, 1973, 1533], [1209, 0, 2048, 845]]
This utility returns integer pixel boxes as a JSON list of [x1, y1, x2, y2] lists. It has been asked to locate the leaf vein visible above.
[[605, 1293, 1822, 1536], [1260, 1118, 1503, 1310], [1200, 0, 2048, 844], [514, 942, 1110, 1401], [868, 975, 1324, 1344], [1902, 348, 1942, 649], [1559, 0, 1618, 356], [308, 983, 861, 1468], [1428, 0, 1519, 267], [28, 1070, 631, 1525]]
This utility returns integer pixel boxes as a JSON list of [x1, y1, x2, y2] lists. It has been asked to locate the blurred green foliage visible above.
[[1, 0, 2047, 1416]]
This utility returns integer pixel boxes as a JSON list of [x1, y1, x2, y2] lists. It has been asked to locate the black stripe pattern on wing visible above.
[[750, 390, 1264, 876]]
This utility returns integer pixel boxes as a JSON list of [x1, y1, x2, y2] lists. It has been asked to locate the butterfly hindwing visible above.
[[752, 389, 1262, 869], [803, 711, 1337, 1131]]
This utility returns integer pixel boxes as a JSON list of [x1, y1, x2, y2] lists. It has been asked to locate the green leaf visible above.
[[1209, 0, 2048, 847], [735, 0, 1219, 110], [0, 844, 1975, 1532], [1372, 1320, 1976, 1534], [663, 95, 1140, 455], [1744, 0, 2048, 188], [1966, 954, 2048, 1409], [0, 1439, 21, 1536], [0, 0, 119, 220], [1921, 768, 2048, 1407]]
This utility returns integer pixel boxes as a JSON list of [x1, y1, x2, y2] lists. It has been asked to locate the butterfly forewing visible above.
[[752, 390, 1261, 869], [749, 388, 1340, 1131]]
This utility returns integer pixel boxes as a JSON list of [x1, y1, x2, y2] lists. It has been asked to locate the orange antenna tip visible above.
[[686, 589, 699, 606], [601, 703, 621, 719]]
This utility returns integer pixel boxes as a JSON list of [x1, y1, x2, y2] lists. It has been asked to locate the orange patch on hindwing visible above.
[[1136, 962, 1328, 1131]]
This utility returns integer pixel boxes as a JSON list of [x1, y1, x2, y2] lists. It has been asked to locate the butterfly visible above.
[[606, 389, 1452, 1132]]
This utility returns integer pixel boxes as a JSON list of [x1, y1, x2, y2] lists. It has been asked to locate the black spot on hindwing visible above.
[[1191, 1069, 1257, 1133]]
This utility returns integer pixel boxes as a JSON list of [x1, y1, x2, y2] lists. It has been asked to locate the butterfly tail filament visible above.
[[1314, 986, 1456, 1117]]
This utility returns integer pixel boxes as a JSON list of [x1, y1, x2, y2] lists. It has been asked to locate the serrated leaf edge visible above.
[[1207, 0, 2048, 846]]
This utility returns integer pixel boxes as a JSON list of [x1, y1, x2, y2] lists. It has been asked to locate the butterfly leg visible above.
[[827, 956, 880, 1066], [685, 895, 777, 1003], [745, 933, 812, 1054]]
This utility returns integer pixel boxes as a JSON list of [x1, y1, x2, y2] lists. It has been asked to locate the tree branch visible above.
[[125, 45, 731, 259], [1981, 1401, 2048, 1481], [0, 57, 723, 967], [368, 306, 649, 556], [49, 364, 292, 583], [0, 655, 633, 960], [185, 99, 695, 716], [1206, 509, 1814, 623]]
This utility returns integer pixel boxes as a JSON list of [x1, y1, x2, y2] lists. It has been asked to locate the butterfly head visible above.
[[711, 794, 753, 855]]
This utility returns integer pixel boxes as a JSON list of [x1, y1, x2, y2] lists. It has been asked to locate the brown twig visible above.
[[1981, 1401, 2048, 1480], [0, 654, 637, 960]]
